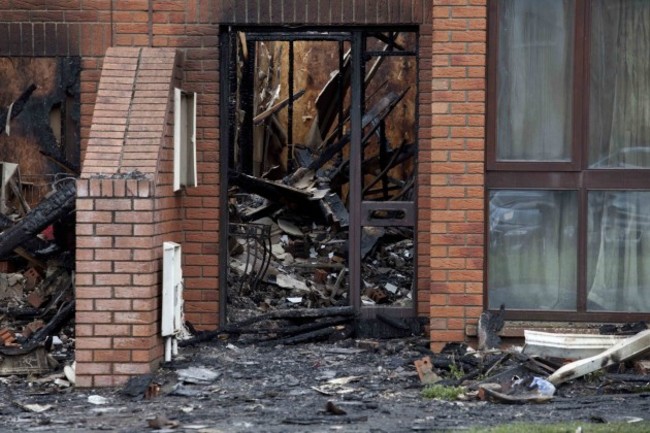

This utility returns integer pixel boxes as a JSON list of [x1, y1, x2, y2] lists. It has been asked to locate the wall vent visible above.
[[162, 241, 183, 361]]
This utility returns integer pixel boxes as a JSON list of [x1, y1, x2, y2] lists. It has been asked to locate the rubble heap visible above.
[[0, 85, 77, 377]]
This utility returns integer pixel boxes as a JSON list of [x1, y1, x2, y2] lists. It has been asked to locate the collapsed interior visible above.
[[0, 57, 79, 373], [221, 29, 419, 328]]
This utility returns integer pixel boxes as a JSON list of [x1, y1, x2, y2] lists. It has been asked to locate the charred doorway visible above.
[[220, 28, 418, 336]]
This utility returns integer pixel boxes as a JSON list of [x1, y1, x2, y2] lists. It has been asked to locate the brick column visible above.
[[76, 46, 181, 387], [76, 178, 162, 387], [430, 0, 487, 349]]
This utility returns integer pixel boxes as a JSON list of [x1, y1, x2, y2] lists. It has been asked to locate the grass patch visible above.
[[466, 422, 650, 433], [448, 362, 465, 380], [421, 384, 465, 401]]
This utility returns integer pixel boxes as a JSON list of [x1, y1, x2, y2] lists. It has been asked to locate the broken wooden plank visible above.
[[478, 382, 554, 404], [8, 177, 30, 216], [254, 89, 306, 125], [293, 146, 314, 168], [0, 179, 76, 259], [548, 329, 650, 386], [229, 171, 313, 205], [238, 31, 248, 61], [274, 273, 310, 292], [523, 330, 627, 360]]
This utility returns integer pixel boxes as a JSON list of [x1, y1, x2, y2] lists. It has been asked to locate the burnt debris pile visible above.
[[225, 32, 418, 325]]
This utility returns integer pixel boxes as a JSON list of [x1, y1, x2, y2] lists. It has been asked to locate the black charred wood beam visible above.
[[315, 49, 352, 142], [0, 300, 75, 356], [229, 170, 313, 205], [235, 316, 351, 337], [0, 179, 76, 258], [39, 150, 80, 175], [0, 84, 37, 135], [230, 305, 355, 329], [239, 40, 257, 175], [308, 89, 410, 174], [28, 300, 75, 345], [367, 32, 406, 51], [260, 325, 337, 346], [180, 306, 356, 347]]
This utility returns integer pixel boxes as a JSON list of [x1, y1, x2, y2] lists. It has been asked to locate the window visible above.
[[487, 0, 650, 319], [173, 88, 197, 191]]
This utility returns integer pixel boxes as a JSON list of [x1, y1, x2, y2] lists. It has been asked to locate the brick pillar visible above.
[[76, 178, 163, 387], [430, 0, 487, 349], [76, 46, 180, 387]]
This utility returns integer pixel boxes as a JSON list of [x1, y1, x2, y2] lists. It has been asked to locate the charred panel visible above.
[[0, 57, 81, 187]]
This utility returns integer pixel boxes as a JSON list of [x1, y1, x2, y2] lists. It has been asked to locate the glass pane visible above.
[[587, 191, 650, 312], [589, 1, 650, 168], [496, 0, 574, 162], [488, 190, 577, 310]]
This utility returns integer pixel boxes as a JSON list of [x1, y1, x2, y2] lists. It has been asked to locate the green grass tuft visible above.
[[421, 384, 465, 401]]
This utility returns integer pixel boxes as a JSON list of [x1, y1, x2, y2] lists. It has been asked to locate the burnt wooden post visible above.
[[0, 84, 37, 135], [239, 38, 256, 175], [0, 179, 76, 258]]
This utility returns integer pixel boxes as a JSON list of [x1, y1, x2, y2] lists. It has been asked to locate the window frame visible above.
[[173, 88, 197, 192], [486, 0, 650, 321], [486, 0, 586, 172], [219, 26, 421, 326]]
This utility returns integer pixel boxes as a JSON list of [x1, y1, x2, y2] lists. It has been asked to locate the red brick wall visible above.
[[152, 3, 221, 330], [2, 0, 491, 384], [429, 0, 486, 350]]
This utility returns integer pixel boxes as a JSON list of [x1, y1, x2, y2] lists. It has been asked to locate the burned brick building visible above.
[[0, 0, 648, 387]]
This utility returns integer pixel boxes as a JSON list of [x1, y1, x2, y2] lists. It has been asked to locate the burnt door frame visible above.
[[219, 26, 418, 327]]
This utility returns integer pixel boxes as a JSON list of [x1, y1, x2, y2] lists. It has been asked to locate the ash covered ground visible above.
[[1, 338, 649, 432]]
